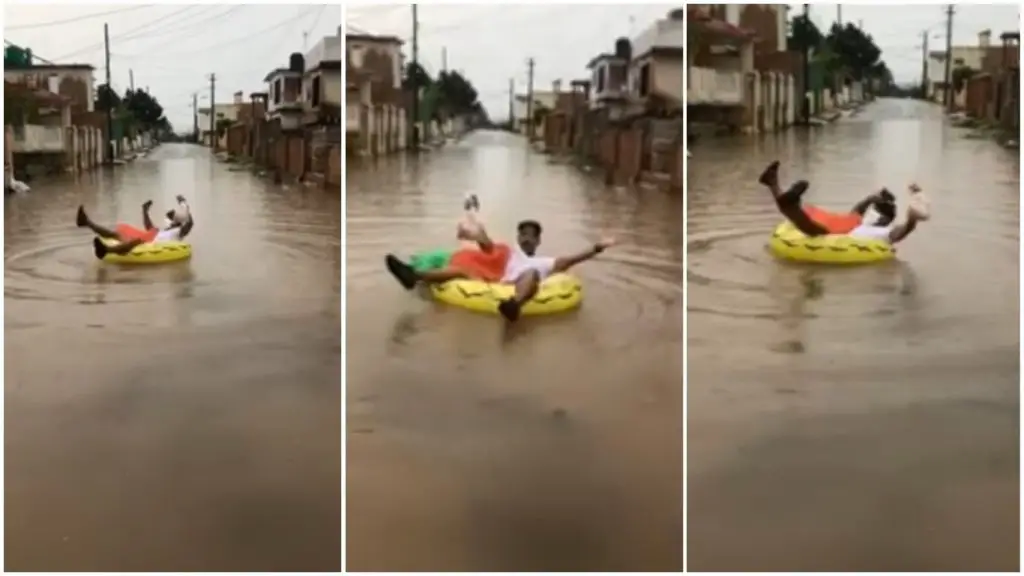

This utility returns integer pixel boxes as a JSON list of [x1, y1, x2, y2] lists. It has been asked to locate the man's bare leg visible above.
[[498, 269, 541, 322], [385, 254, 469, 290], [142, 200, 156, 230], [76, 206, 120, 238], [758, 161, 829, 237]]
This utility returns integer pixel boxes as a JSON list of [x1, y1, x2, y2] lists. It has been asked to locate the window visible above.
[[312, 75, 321, 107], [638, 62, 651, 97], [596, 66, 606, 93]]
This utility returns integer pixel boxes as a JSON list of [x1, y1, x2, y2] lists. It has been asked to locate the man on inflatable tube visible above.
[[384, 194, 615, 322], [76, 196, 194, 259], [759, 160, 930, 244]]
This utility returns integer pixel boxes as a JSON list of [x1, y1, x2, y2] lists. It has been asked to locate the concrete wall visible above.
[[306, 27, 342, 72], [10, 125, 66, 153], [652, 54, 683, 99], [322, 71, 341, 106]]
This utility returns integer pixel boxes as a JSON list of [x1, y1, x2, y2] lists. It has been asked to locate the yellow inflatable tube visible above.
[[430, 273, 583, 316], [768, 221, 894, 264], [98, 237, 192, 264]]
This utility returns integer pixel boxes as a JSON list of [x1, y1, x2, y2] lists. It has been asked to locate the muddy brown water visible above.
[[687, 99, 1019, 571], [4, 145, 341, 571], [345, 131, 683, 571]]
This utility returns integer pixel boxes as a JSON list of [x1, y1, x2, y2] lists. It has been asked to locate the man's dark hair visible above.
[[517, 219, 542, 235]]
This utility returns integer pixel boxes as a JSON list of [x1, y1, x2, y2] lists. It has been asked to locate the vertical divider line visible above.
[[681, 7, 689, 571], [339, 2, 348, 572]]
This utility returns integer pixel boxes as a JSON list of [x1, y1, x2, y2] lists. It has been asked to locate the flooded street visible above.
[[346, 131, 682, 571], [4, 145, 341, 571], [687, 99, 1019, 571]]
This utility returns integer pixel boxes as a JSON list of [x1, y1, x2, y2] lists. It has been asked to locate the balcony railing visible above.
[[10, 125, 65, 153], [687, 67, 743, 106]]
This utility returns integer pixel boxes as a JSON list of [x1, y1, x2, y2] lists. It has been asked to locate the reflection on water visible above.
[[687, 100, 1019, 571], [5, 145, 341, 571], [345, 132, 683, 571]]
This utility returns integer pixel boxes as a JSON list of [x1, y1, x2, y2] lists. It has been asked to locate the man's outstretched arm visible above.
[[552, 238, 616, 273]]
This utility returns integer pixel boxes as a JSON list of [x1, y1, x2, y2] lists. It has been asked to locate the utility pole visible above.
[[441, 46, 447, 73], [192, 93, 199, 142], [526, 57, 535, 139], [943, 4, 955, 112], [103, 22, 114, 163], [837, 4, 842, 26], [920, 30, 930, 99], [208, 73, 216, 150], [410, 4, 420, 150], [129, 68, 134, 92], [508, 78, 514, 129], [802, 4, 810, 125]]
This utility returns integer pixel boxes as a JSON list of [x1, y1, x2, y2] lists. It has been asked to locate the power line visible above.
[[5, 5, 154, 30], [43, 5, 203, 62], [113, 6, 249, 57], [117, 7, 319, 60]]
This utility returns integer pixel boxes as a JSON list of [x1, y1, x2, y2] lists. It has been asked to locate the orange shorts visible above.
[[449, 243, 512, 282], [803, 206, 862, 234], [115, 223, 159, 243]]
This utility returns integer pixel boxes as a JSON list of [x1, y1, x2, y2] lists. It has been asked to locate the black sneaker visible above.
[[93, 237, 108, 259], [498, 298, 521, 322], [385, 254, 418, 290], [76, 206, 88, 227], [758, 161, 780, 187]]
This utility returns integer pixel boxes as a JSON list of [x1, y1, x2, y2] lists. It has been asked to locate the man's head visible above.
[[517, 219, 543, 255], [873, 200, 896, 226], [165, 208, 194, 238]]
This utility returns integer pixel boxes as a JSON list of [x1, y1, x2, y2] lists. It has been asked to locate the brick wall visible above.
[[738, 5, 782, 62]]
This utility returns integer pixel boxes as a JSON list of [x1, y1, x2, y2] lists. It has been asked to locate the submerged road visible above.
[[4, 145, 341, 571], [687, 99, 1019, 571], [345, 131, 683, 571]]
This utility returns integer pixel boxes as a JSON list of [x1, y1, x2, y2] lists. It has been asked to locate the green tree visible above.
[[952, 65, 978, 95], [825, 23, 881, 81], [123, 88, 169, 132], [787, 14, 823, 52], [402, 62, 432, 92], [95, 83, 121, 112]]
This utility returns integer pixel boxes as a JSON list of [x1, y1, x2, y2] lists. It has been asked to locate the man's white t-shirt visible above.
[[847, 224, 891, 242], [153, 227, 182, 243], [501, 245, 556, 283]]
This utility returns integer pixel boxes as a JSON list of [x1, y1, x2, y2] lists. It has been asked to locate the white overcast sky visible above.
[[4, 4, 341, 132], [792, 3, 1021, 84], [345, 4, 672, 121]]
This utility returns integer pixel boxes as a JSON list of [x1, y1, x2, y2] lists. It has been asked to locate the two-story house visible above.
[[688, 4, 797, 134], [304, 26, 342, 127], [630, 8, 685, 111], [264, 53, 306, 132], [345, 30, 405, 156]]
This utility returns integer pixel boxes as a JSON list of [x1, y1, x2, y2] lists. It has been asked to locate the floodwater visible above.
[[345, 131, 683, 571], [4, 145, 341, 571], [687, 99, 1019, 571]]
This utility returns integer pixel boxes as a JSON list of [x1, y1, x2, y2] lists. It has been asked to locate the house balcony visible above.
[[9, 125, 65, 153], [687, 67, 744, 106]]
